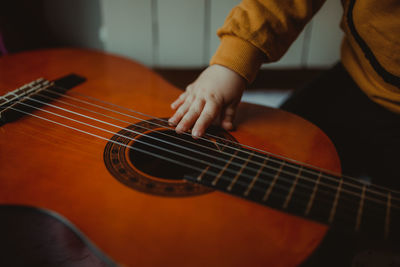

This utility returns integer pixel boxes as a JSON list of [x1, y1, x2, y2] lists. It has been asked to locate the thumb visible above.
[[220, 104, 238, 131]]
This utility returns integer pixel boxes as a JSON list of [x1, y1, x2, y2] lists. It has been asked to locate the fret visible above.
[[185, 143, 399, 240], [239, 152, 282, 202], [390, 196, 400, 240], [385, 192, 391, 239], [268, 163, 318, 217], [328, 178, 343, 223], [243, 156, 268, 196], [225, 150, 263, 195], [261, 162, 313, 213], [306, 170, 340, 224], [191, 147, 262, 198], [227, 152, 253, 191], [194, 143, 247, 190], [325, 178, 364, 232], [197, 166, 210, 182], [282, 165, 303, 209], [355, 185, 366, 231], [305, 172, 322, 216], [211, 150, 238, 186], [3, 93, 15, 104], [15, 89, 27, 96], [4, 94, 15, 101], [262, 162, 285, 202], [357, 187, 388, 239]]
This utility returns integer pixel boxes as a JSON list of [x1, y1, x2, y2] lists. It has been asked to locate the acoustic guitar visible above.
[[0, 49, 398, 266]]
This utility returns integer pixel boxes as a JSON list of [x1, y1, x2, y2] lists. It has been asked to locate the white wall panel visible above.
[[210, 0, 241, 60], [306, 0, 343, 67], [45, 0, 344, 68], [157, 0, 205, 67], [100, 0, 153, 66]]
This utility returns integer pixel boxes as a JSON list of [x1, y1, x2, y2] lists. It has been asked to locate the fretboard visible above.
[[185, 145, 400, 241]]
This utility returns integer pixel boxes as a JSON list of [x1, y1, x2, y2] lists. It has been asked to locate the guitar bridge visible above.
[[0, 74, 86, 125]]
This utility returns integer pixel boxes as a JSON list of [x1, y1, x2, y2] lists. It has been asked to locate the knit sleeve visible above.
[[210, 0, 326, 83]]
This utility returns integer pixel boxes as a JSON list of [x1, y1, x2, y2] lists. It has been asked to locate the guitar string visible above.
[[24, 95, 392, 205], [32, 92, 400, 215], [32, 93, 352, 195], [10, 105, 398, 225], [48, 86, 399, 196], [19, 98, 353, 198], [15, 100, 400, 212], [7, 105, 345, 208], [8, 83, 397, 207], [50, 87, 380, 186], [5, 82, 394, 204], [36, 89, 400, 208], [43, 87, 399, 200]]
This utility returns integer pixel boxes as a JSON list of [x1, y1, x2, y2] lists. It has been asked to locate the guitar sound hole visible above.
[[128, 130, 219, 181], [104, 119, 238, 197]]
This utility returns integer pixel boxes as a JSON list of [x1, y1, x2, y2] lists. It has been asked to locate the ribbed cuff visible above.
[[210, 36, 266, 83]]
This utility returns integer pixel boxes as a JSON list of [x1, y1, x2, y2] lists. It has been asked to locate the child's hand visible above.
[[169, 64, 246, 138]]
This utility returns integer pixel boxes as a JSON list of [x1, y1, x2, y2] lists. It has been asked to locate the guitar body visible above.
[[0, 49, 341, 266]]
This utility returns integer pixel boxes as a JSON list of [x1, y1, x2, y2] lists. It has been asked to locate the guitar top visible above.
[[2, 48, 390, 266]]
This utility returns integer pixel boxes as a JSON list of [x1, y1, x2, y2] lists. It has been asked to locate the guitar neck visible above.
[[185, 145, 400, 241]]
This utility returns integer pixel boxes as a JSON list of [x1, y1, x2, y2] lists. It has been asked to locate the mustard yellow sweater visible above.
[[210, 0, 400, 114]]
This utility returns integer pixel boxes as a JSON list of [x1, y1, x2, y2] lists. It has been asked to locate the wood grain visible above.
[[0, 48, 340, 267]]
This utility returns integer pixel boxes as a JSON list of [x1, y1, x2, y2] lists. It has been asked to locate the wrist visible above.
[[211, 64, 246, 88], [210, 36, 266, 83]]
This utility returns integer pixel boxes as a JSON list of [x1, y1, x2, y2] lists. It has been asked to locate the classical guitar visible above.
[[0, 49, 398, 266]]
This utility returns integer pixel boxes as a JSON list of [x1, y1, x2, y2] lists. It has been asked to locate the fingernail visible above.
[[192, 131, 200, 139], [223, 122, 233, 131], [175, 126, 183, 133]]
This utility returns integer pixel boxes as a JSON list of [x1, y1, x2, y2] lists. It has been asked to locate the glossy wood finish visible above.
[[0, 49, 341, 267]]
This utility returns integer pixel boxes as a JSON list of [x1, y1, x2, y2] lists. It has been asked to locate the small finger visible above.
[[175, 100, 205, 134], [192, 101, 220, 138], [221, 106, 236, 131], [168, 99, 191, 126], [171, 92, 187, 110]]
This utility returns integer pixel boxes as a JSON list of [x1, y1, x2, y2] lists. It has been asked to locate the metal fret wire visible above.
[[10, 104, 395, 227], [46, 87, 400, 201], [15, 99, 400, 214]]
